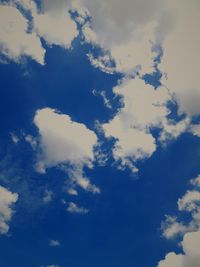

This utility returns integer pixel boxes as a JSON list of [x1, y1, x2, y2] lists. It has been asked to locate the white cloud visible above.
[[10, 133, 20, 144], [49, 240, 60, 247], [102, 77, 171, 172], [0, 0, 79, 64], [24, 134, 37, 149], [75, 0, 172, 75], [87, 53, 115, 74], [34, 3, 78, 48], [191, 175, 200, 188], [92, 89, 112, 109], [162, 216, 192, 240], [109, 22, 157, 75], [158, 174, 200, 267], [67, 202, 88, 214], [178, 191, 200, 212], [157, 231, 200, 267], [0, 185, 18, 234], [0, 5, 45, 64], [76, 0, 200, 118], [190, 124, 200, 137], [159, 0, 200, 117], [34, 108, 100, 194], [159, 117, 190, 144], [162, 175, 200, 240], [43, 190, 53, 204], [77, 0, 160, 47], [67, 188, 78, 196]]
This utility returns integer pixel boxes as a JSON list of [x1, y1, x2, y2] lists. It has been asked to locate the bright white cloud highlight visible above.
[[34, 108, 100, 194], [0, 185, 18, 234]]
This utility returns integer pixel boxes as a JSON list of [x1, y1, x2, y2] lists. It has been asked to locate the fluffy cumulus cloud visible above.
[[102, 77, 171, 172], [0, 185, 18, 234], [162, 175, 200, 240], [158, 174, 200, 267], [33, 0, 78, 48], [0, 0, 78, 64], [0, 4, 45, 64], [157, 231, 200, 267], [34, 108, 100, 194]]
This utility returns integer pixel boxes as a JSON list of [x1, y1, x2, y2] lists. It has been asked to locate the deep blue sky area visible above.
[[0, 40, 200, 267]]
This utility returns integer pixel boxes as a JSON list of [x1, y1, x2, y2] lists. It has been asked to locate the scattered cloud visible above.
[[67, 188, 78, 196], [0, 185, 18, 234], [162, 175, 200, 240], [67, 202, 89, 214], [159, 117, 190, 144], [92, 89, 112, 109], [10, 133, 20, 144], [24, 134, 37, 149], [49, 240, 60, 247], [43, 190, 53, 204], [158, 173, 200, 266]]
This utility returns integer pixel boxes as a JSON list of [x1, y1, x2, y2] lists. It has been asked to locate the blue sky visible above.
[[0, 1, 200, 267]]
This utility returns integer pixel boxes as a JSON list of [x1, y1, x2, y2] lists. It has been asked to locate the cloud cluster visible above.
[[102, 77, 171, 172], [75, 0, 200, 121], [74, 0, 172, 75], [0, 5, 45, 64], [0, 0, 78, 64], [158, 231, 200, 267], [158, 174, 200, 267], [34, 108, 100, 194], [162, 175, 200, 240], [0, 185, 18, 234]]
